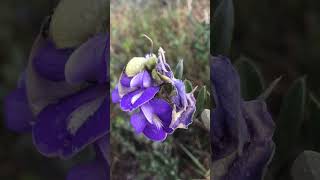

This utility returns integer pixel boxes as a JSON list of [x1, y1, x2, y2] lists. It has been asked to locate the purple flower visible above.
[[211, 56, 275, 180], [4, 29, 110, 179], [112, 48, 196, 141]]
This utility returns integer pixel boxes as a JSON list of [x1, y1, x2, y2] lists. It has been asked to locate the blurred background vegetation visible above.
[[213, 0, 320, 179], [110, 0, 210, 179]]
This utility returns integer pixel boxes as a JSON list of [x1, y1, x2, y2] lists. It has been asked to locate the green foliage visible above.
[[184, 79, 193, 93], [195, 86, 207, 117], [212, 0, 234, 55], [235, 56, 265, 100], [174, 59, 184, 79]]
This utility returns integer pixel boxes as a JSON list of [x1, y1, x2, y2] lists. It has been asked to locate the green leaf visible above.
[[212, 0, 234, 55], [274, 77, 306, 168], [303, 93, 320, 151], [184, 79, 193, 93], [196, 86, 207, 117], [235, 57, 265, 100], [178, 143, 207, 176], [174, 59, 184, 79]]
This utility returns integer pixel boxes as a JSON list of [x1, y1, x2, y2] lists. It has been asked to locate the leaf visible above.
[[235, 57, 265, 100], [178, 143, 207, 175], [196, 86, 207, 117], [184, 79, 193, 93], [274, 77, 306, 169], [174, 59, 184, 79], [258, 76, 282, 100], [200, 109, 210, 131], [212, 0, 234, 55], [303, 93, 320, 151]]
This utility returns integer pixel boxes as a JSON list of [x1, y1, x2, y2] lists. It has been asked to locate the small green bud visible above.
[[125, 57, 148, 77], [145, 56, 157, 70]]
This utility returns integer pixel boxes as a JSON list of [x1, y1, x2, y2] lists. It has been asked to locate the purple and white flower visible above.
[[4, 26, 110, 179], [112, 48, 196, 142]]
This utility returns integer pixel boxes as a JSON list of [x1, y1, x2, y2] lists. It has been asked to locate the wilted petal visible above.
[[33, 85, 109, 158], [32, 36, 73, 81], [211, 56, 249, 157], [130, 112, 147, 133], [223, 142, 275, 180], [172, 79, 188, 108], [4, 87, 33, 133], [242, 100, 275, 142], [120, 87, 159, 111], [170, 93, 196, 131], [65, 34, 109, 84], [143, 123, 167, 142]]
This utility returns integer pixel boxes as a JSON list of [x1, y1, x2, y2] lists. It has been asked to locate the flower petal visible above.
[[130, 112, 147, 134], [142, 71, 151, 88], [223, 142, 275, 180], [211, 56, 250, 156], [148, 99, 173, 133], [4, 87, 33, 133], [26, 34, 83, 115], [65, 34, 109, 84], [170, 93, 196, 130], [111, 86, 120, 103], [32, 36, 73, 81], [33, 85, 109, 158], [143, 123, 167, 142], [67, 160, 108, 180], [120, 87, 159, 111], [120, 72, 132, 87], [242, 100, 275, 142], [130, 71, 144, 88]]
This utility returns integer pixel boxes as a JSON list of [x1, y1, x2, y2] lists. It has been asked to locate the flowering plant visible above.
[[112, 43, 197, 142]]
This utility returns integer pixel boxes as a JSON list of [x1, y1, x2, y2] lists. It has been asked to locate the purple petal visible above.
[[223, 142, 275, 180], [148, 99, 173, 133], [65, 34, 109, 84], [242, 100, 275, 142], [67, 160, 109, 180], [4, 87, 33, 133], [142, 71, 151, 88], [172, 79, 187, 108], [120, 87, 159, 111], [170, 93, 196, 131], [26, 35, 83, 115], [120, 72, 132, 87], [33, 85, 109, 158], [111, 86, 120, 103], [143, 123, 167, 142], [32, 35, 74, 81], [130, 112, 147, 133], [211, 56, 250, 157], [130, 71, 144, 88]]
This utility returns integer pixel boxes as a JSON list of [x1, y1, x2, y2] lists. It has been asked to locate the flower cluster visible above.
[[112, 48, 196, 141], [4, 18, 109, 179], [210, 56, 275, 180]]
